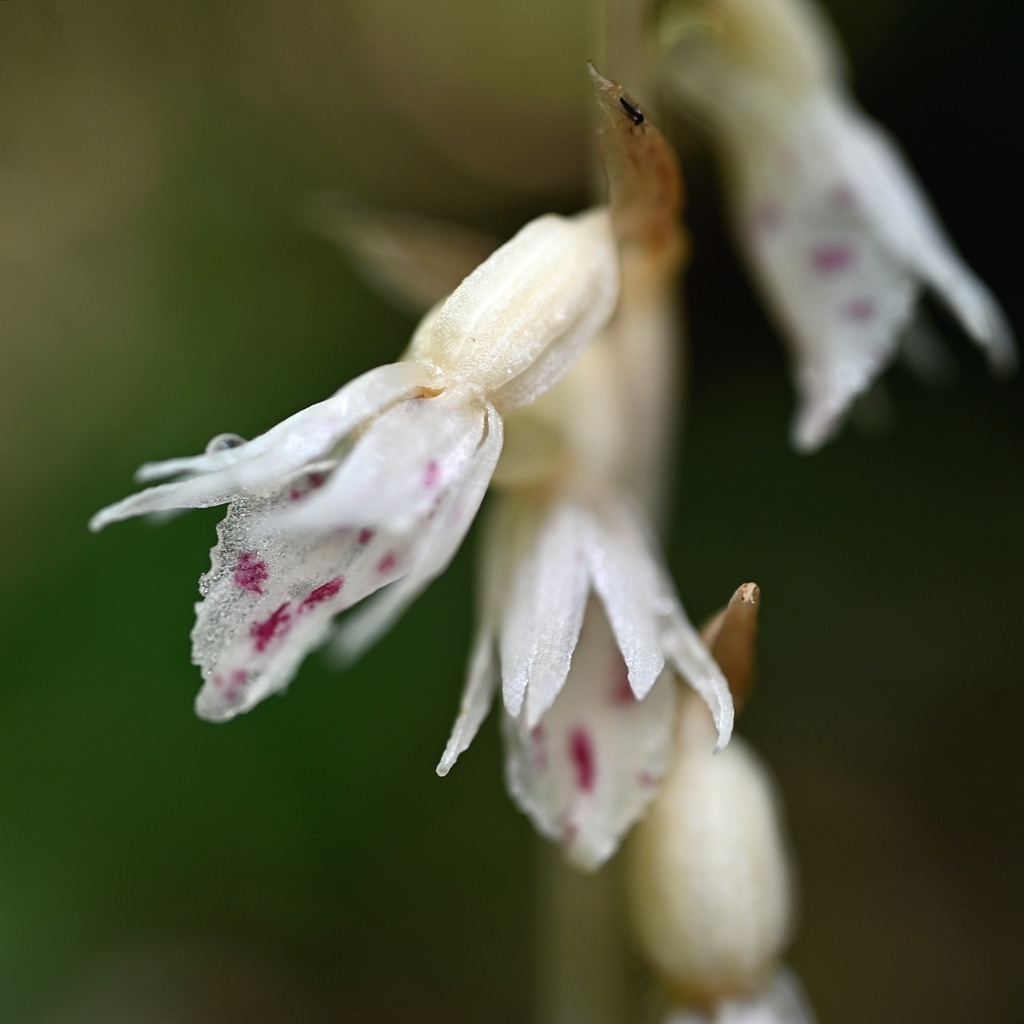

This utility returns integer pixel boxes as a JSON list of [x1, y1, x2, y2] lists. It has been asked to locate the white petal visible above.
[[436, 490, 523, 775], [421, 209, 619, 408], [828, 100, 1016, 375], [503, 601, 677, 871], [190, 478, 419, 722], [332, 403, 504, 659], [583, 500, 667, 701], [90, 362, 432, 531], [661, 605, 735, 752], [735, 94, 1014, 450], [734, 108, 916, 449], [278, 388, 485, 535], [498, 500, 591, 728], [436, 626, 498, 777]]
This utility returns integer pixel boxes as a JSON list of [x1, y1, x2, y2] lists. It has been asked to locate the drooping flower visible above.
[[418, 72, 735, 870], [434, 472, 732, 871], [661, 0, 1016, 450], [91, 208, 618, 721]]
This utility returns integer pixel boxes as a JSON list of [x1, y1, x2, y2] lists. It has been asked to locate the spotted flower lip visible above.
[[90, 207, 619, 722], [662, 0, 1016, 450], [435, 487, 734, 870]]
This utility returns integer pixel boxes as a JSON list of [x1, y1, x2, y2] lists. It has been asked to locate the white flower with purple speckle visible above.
[[91, 208, 619, 722], [663, 0, 1015, 449], [434, 342, 733, 871]]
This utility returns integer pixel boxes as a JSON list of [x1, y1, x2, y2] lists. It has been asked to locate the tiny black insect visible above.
[[619, 96, 644, 125]]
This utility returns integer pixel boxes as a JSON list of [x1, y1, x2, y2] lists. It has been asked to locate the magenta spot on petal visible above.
[[301, 576, 344, 609], [250, 603, 292, 652], [289, 471, 328, 502], [637, 769, 658, 789], [422, 459, 441, 489], [224, 669, 248, 702], [377, 551, 397, 574], [751, 203, 783, 233], [611, 669, 635, 705], [562, 821, 579, 846], [233, 551, 269, 594], [357, 527, 375, 545], [844, 298, 877, 322], [569, 728, 596, 793], [811, 242, 856, 273]]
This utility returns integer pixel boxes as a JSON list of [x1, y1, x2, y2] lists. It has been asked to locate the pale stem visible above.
[[535, 842, 628, 1024]]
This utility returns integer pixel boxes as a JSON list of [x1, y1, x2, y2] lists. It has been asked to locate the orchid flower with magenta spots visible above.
[[91, 208, 618, 722]]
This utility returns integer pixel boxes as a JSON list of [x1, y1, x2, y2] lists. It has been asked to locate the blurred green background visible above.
[[0, 0, 1021, 1020]]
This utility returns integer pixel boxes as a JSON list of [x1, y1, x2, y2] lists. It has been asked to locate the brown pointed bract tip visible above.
[[587, 63, 685, 255], [700, 582, 760, 712]]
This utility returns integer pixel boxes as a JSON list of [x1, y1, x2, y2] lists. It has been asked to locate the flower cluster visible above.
[[91, 2, 1015, 1017]]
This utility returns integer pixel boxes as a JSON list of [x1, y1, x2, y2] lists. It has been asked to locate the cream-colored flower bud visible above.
[[420, 208, 619, 410], [628, 692, 793, 1005]]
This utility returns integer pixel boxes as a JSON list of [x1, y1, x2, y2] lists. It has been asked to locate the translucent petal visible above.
[[90, 362, 432, 531], [332, 403, 504, 659], [498, 500, 591, 727], [735, 95, 1014, 449], [661, 607, 735, 753], [828, 100, 1016, 374], [190, 477, 417, 722], [503, 601, 677, 871], [583, 501, 667, 701], [436, 492, 523, 775], [279, 388, 485, 535], [436, 627, 498, 777]]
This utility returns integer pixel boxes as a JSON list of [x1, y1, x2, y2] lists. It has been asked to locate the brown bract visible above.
[[588, 65, 687, 264], [701, 582, 760, 711]]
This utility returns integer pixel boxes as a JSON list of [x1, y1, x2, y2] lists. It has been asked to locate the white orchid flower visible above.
[[662, 0, 1015, 449], [91, 208, 618, 722], [432, 332, 733, 870], [419, 73, 734, 870]]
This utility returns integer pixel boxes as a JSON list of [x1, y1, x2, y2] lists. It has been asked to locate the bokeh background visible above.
[[1, 0, 1021, 1020]]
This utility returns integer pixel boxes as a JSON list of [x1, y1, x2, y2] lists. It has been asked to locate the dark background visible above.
[[0, 0, 1021, 1020]]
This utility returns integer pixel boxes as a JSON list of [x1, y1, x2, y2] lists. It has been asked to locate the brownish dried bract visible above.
[[587, 64, 686, 260], [700, 582, 760, 712]]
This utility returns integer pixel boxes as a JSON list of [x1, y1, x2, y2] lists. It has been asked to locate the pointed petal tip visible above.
[[713, 704, 735, 753], [984, 322, 1018, 378], [628, 653, 667, 702], [87, 510, 109, 533], [790, 399, 843, 452]]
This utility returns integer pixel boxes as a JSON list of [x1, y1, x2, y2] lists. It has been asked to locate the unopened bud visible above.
[[628, 692, 793, 1005]]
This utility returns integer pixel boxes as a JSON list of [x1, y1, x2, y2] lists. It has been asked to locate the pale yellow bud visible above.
[[628, 693, 793, 1006], [419, 208, 619, 411]]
